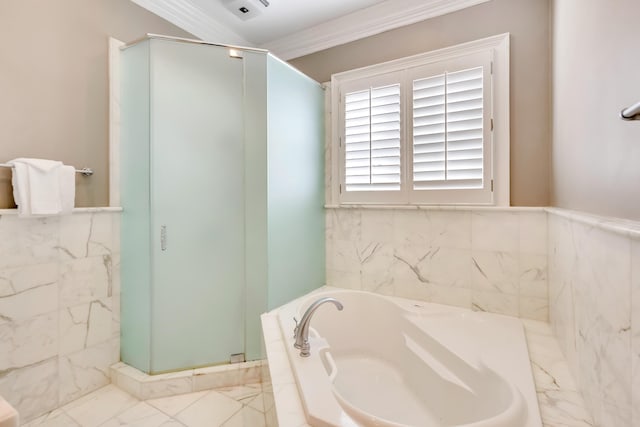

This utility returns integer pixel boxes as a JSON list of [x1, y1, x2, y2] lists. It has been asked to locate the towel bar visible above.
[[0, 163, 93, 176]]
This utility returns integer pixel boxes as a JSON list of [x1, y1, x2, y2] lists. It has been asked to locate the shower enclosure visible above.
[[120, 35, 325, 374]]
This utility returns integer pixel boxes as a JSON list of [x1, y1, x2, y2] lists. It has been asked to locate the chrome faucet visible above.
[[293, 297, 343, 357]]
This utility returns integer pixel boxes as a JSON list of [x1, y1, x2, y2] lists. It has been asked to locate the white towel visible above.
[[59, 165, 75, 215], [9, 161, 31, 216], [26, 159, 62, 215], [7, 158, 76, 217]]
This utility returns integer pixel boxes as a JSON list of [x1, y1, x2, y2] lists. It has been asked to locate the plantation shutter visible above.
[[344, 84, 401, 192], [412, 66, 484, 190], [412, 74, 446, 184], [336, 47, 496, 205]]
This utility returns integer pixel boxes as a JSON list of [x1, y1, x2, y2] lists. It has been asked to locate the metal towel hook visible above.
[[620, 101, 640, 121]]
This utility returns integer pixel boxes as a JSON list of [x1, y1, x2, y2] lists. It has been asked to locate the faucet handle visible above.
[[293, 317, 299, 338]]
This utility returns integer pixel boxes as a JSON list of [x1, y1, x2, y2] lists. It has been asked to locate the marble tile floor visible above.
[[23, 383, 268, 427]]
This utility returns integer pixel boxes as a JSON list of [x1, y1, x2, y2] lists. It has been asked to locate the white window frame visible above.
[[329, 33, 510, 206]]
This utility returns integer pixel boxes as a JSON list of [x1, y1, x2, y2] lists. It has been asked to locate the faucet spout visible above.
[[293, 297, 343, 357]]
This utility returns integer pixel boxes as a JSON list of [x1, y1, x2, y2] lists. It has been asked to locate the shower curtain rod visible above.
[[0, 163, 94, 176]]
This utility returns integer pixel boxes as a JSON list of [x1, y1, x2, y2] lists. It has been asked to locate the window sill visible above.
[[324, 204, 545, 212], [0, 207, 123, 215]]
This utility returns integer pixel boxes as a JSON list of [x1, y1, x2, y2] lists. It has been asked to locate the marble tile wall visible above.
[[326, 207, 548, 320], [0, 209, 121, 423], [547, 208, 639, 427]]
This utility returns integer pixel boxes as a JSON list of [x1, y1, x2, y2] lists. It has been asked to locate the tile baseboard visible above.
[[110, 360, 265, 400]]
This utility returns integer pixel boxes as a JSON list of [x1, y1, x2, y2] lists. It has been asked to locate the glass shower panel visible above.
[[241, 51, 268, 362], [120, 41, 152, 373], [149, 40, 246, 373], [266, 55, 326, 310]]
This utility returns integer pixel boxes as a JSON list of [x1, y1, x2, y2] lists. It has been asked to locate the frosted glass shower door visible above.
[[149, 40, 245, 373]]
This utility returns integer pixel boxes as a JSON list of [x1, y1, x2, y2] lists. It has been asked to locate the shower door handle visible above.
[[160, 225, 167, 251]]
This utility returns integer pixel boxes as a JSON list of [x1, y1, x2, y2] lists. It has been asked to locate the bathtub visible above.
[[277, 289, 542, 427]]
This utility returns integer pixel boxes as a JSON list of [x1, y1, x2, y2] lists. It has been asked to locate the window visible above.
[[344, 84, 401, 193], [412, 67, 484, 190], [330, 34, 509, 206]]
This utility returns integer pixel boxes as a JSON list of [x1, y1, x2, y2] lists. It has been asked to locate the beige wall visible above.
[[0, 0, 193, 208], [290, 0, 551, 207], [551, 0, 640, 221]]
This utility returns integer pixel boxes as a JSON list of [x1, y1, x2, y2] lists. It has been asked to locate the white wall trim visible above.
[[130, 0, 251, 46], [329, 33, 508, 82], [0, 207, 122, 214], [324, 205, 545, 212], [109, 37, 124, 208], [545, 207, 640, 240], [262, 0, 491, 60]]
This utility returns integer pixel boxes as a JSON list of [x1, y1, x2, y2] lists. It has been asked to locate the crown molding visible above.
[[130, 0, 252, 46], [131, 0, 490, 60], [261, 0, 491, 60]]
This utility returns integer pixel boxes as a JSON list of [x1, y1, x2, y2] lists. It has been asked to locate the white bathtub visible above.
[[277, 290, 542, 427]]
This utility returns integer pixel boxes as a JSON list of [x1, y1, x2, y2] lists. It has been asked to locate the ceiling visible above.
[[192, 0, 387, 45], [130, 0, 491, 60]]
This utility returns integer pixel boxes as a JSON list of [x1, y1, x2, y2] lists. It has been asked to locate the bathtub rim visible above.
[[274, 287, 542, 427]]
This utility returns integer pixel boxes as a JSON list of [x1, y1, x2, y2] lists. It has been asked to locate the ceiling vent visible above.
[[222, 0, 269, 21]]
